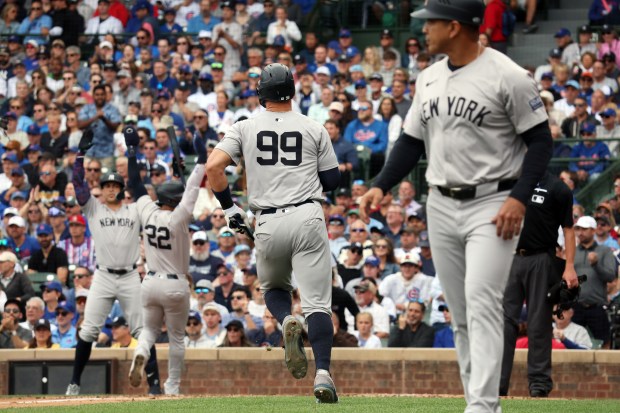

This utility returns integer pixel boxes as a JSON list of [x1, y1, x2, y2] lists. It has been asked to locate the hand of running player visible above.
[[224, 204, 251, 235], [359, 187, 384, 223], [491, 197, 525, 240]]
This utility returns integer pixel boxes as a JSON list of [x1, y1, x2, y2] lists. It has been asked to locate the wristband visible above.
[[213, 186, 234, 209]]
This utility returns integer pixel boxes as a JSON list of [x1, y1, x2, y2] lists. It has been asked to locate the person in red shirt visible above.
[[480, 0, 508, 54], [92, 0, 130, 27]]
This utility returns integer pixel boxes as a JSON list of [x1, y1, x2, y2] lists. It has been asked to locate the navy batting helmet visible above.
[[156, 181, 184, 208], [100, 172, 124, 189], [256, 63, 295, 107], [411, 0, 485, 26]]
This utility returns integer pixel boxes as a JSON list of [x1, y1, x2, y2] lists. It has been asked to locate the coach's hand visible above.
[[224, 204, 250, 234], [78, 129, 94, 153], [359, 187, 384, 223], [491, 197, 525, 240], [193, 132, 207, 164]]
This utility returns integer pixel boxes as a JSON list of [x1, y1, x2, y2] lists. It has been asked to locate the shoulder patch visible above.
[[528, 96, 543, 111]]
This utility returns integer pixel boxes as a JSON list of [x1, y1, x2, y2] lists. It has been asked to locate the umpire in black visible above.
[[500, 171, 578, 398]]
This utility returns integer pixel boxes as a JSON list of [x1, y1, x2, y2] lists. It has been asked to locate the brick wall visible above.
[[1, 348, 618, 398]]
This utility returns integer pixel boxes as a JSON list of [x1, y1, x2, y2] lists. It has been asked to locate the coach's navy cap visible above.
[[411, 0, 485, 26], [554, 28, 571, 38]]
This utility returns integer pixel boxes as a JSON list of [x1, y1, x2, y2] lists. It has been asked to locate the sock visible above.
[[263, 289, 292, 325], [306, 312, 333, 372], [71, 338, 93, 386], [145, 345, 160, 388]]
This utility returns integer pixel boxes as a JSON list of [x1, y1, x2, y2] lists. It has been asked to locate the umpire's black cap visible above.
[[411, 0, 485, 26]]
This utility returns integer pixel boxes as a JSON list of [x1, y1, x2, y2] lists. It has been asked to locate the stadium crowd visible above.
[[0, 0, 618, 358]]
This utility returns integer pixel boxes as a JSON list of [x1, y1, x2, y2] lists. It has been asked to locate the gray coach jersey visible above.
[[82, 198, 140, 268], [216, 111, 339, 210], [403, 48, 548, 187], [136, 165, 205, 274]]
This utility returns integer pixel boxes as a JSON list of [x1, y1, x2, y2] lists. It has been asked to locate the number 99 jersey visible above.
[[216, 111, 339, 211]]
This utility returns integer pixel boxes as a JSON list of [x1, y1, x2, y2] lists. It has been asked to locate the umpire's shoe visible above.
[[129, 354, 146, 387], [282, 315, 307, 379], [314, 369, 338, 403]]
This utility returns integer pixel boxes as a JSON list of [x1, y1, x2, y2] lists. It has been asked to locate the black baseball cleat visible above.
[[282, 315, 307, 379], [529, 389, 549, 398]]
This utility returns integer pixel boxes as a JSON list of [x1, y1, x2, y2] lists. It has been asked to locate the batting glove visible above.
[[224, 204, 251, 235], [193, 132, 207, 164], [78, 129, 94, 153]]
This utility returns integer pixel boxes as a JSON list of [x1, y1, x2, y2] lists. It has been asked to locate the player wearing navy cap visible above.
[[361, 0, 552, 410]]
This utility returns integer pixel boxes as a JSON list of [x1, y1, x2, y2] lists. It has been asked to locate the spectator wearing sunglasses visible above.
[[189, 231, 224, 285], [221, 286, 262, 330], [569, 122, 611, 183], [16, 0, 52, 45], [184, 310, 210, 348], [0, 298, 32, 349], [596, 108, 620, 156], [40, 280, 63, 322], [52, 301, 77, 348], [213, 263, 242, 312], [192, 279, 229, 316]]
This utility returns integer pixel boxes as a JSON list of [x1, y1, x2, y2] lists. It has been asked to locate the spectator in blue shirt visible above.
[[52, 301, 78, 348], [17, 1, 52, 44], [433, 304, 454, 348], [343, 103, 388, 177], [325, 119, 358, 189], [187, 0, 221, 37], [77, 85, 121, 170], [569, 122, 611, 183], [6, 215, 40, 261], [160, 8, 183, 35]]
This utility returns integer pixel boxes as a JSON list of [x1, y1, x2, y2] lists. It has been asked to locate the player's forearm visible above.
[[72, 156, 90, 206], [563, 227, 576, 268], [176, 164, 205, 218], [372, 132, 425, 194], [510, 121, 553, 205], [206, 149, 235, 209]]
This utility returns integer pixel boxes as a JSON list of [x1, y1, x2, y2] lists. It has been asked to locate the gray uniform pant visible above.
[[135, 274, 190, 395], [427, 190, 518, 413], [255, 202, 332, 317], [79, 269, 143, 342], [500, 253, 555, 396]]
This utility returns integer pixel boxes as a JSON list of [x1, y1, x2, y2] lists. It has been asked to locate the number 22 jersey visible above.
[[216, 111, 339, 211]]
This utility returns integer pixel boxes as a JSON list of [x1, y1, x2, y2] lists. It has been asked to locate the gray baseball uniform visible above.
[[133, 164, 204, 395], [216, 111, 339, 315], [402, 47, 548, 412]]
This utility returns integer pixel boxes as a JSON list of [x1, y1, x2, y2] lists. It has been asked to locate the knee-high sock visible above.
[[71, 338, 93, 386], [306, 312, 333, 372], [264, 289, 292, 325], [145, 345, 160, 388]]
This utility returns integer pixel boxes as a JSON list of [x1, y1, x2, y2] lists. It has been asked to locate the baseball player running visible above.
[[66, 132, 161, 396], [360, 1, 552, 412], [125, 126, 204, 395], [206, 63, 341, 403]]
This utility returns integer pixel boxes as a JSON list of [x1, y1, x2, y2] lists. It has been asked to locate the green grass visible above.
[[4, 396, 619, 413]]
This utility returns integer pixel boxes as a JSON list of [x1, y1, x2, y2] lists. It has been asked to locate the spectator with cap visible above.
[[602, 52, 620, 80], [109, 316, 137, 348], [344, 255, 383, 296], [53, 300, 77, 347], [388, 300, 434, 348], [149, 163, 168, 186], [188, 72, 216, 111], [58, 214, 95, 272], [84, 0, 123, 44], [187, 0, 222, 36], [234, 90, 262, 120], [213, 262, 242, 311], [16, 0, 52, 44], [41, 280, 63, 321], [219, 319, 254, 347], [1, 167, 30, 208], [199, 303, 225, 347], [0, 298, 32, 349], [346, 279, 389, 339], [212, 1, 242, 80], [27, 223, 69, 283], [553, 79, 580, 118], [161, 8, 183, 35], [562, 25, 597, 69], [126, 1, 160, 39], [184, 310, 210, 348], [539, 72, 561, 102], [48, 207, 67, 244], [231, 244, 252, 282], [172, 82, 200, 126], [433, 304, 454, 348], [6, 215, 40, 260], [379, 253, 433, 313], [26, 319, 59, 349], [192, 278, 229, 315], [294, 71, 319, 115], [534, 48, 563, 83], [594, 215, 619, 250], [247, 308, 282, 347], [189, 231, 225, 284], [596, 108, 620, 155], [343, 100, 388, 177], [0, 251, 35, 303], [212, 226, 237, 263], [307, 87, 334, 125], [553, 28, 573, 54], [112, 70, 139, 116], [375, 29, 401, 66], [77, 84, 121, 171], [573, 215, 617, 347], [328, 214, 348, 259], [569, 123, 611, 183], [40, 114, 69, 160], [560, 96, 598, 138], [337, 242, 365, 286], [598, 24, 620, 67]]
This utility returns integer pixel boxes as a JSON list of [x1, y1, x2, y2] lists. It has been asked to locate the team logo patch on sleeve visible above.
[[528, 96, 543, 111]]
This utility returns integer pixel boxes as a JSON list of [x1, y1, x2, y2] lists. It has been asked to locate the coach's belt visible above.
[[436, 179, 517, 201], [147, 271, 179, 280], [261, 199, 315, 215], [515, 248, 553, 257], [96, 264, 137, 275]]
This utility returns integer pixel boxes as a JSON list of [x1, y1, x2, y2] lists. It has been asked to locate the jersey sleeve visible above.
[[402, 77, 424, 140], [81, 196, 98, 220], [502, 69, 549, 134], [215, 122, 243, 165], [555, 180, 574, 229], [317, 126, 339, 172], [136, 195, 159, 227]]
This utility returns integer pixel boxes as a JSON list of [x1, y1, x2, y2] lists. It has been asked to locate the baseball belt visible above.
[[436, 179, 517, 201], [96, 264, 137, 275], [147, 271, 179, 280], [261, 199, 315, 215]]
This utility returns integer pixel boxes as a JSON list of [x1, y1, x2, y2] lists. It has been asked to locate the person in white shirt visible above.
[[266, 6, 301, 48], [553, 80, 580, 119], [379, 253, 433, 315], [201, 304, 226, 348], [184, 311, 211, 348], [307, 87, 334, 125], [84, 0, 123, 44], [175, 0, 200, 28], [352, 312, 382, 348], [552, 306, 593, 349], [212, 2, 243, 81], [345, 279, 389, 338]]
